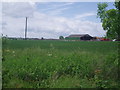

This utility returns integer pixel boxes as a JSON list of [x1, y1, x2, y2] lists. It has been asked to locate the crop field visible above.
[[2, 40, 119, 88]]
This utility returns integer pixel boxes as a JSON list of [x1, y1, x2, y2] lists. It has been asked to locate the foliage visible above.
[[97, 2, 120, 39], [59, 36, 64, 40], [115, 0, 120, 10], [97, 3, 108, 22], [2, 40, 118, 88]]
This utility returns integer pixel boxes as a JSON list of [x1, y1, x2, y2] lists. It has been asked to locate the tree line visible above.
[[97, 0, 120, 40]]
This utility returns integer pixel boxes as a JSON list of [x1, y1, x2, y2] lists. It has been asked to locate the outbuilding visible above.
[[65, 34, 93, 40], [80, 34, 93, 40]]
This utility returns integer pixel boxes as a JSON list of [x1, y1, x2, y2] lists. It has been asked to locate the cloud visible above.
[[50, 2, 74, 9], [41, 2, 74, 11], [2, 2, 35, 17], [46, 7, 71, 16], [0, 3, 2, 34], [2, 11, 106, 38], [37, 2, 74, 16], [2, 16, 25, 37], [2, 0, 115, 2], [75, 12, 96, 19], [2, 2, 106, 39]]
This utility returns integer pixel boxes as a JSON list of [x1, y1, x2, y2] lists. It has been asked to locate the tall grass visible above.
[[2, 40, 118, 88]]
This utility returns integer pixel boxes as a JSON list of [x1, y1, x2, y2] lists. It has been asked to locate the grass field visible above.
[[2, 40, 119, 88]]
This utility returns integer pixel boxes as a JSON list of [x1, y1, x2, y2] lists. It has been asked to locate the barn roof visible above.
[[68, 34, 90, 37]]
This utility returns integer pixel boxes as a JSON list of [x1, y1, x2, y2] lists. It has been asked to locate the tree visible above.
[[59, 36, 64, 40], [115, 0, 120, 10], [41, 37, 44, 40], [97, 1, 120, 40]]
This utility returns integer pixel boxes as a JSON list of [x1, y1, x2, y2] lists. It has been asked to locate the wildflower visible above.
[[12, 51, 15, 53], [48, 53, 52, 56], [94, 69, 101, 74]]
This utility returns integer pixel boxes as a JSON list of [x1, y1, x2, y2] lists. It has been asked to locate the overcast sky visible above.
[[2, 1, 115, 39]]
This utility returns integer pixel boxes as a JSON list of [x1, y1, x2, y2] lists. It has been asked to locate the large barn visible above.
[[65, 34, 93, 40]]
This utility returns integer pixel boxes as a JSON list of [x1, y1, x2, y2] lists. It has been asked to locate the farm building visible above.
[[65, 34, 93, 40]]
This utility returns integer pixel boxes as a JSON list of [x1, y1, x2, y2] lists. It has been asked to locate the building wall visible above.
[[65, 34, 93, 41], [65, 37, 80, 40], [80, 36, 93, 40]]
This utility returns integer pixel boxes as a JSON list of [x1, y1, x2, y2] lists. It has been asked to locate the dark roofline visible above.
[[68, 34, 90, 37]]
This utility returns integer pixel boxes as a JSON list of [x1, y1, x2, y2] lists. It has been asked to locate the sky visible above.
[[2, 1, 115, 39]]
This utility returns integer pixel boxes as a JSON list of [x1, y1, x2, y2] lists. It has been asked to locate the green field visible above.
[[2, 40, 119, 88]]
